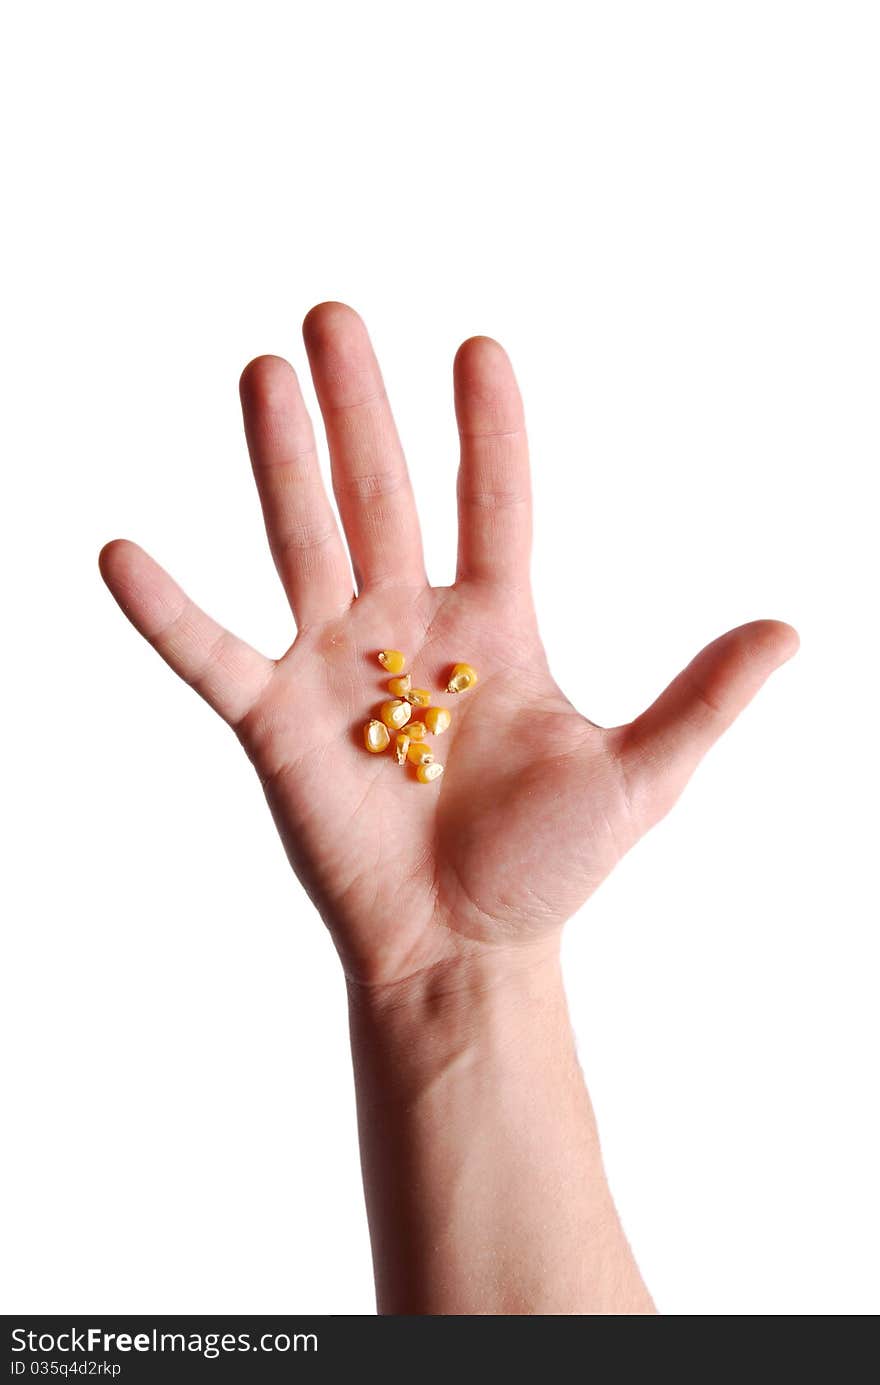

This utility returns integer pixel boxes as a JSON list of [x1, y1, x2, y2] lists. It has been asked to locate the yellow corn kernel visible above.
[[447, 662, 479, 694], [394, 733, 411, 765], [380, 699, 412, 730], [378, 650, 406, 674], [364, 719, 390, 754], [404, 687, 431, 707], [387, 673, 412, 697], [406, 741, 434, 766], [406, 720, 428, 740], [423, 706, 451, 736], [416, 760, 444, 784]]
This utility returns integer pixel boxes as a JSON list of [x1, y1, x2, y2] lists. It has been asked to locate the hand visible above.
[[100, 301, 798, 988]]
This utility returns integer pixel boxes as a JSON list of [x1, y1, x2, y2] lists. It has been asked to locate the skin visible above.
[[99, 301, 798, 1313]]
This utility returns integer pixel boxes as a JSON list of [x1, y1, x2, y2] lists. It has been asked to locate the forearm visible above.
[[347, 941, 655, 1315]]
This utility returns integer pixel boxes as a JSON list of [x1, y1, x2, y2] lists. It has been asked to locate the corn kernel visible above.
[[447, 662, 478, 694], [406, 741, 434, 766], [387, 674, 412, 697], [416, 760, 444, 784], [364, 720, 390, 754], [424, 706, 451, 736], [378, 650, 406, 674], [406, 720, 427, 740], [404, 687, 431, 707], [395, 733, 411, 765], [380, 699, 412, 730]]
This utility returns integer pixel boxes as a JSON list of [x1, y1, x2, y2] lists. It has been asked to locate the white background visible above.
[[2, 2, 877, 1315]]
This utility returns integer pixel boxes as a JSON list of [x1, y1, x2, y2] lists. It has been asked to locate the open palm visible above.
[[100, 302, 797, 987]]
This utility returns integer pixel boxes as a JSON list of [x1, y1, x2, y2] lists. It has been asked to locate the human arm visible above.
[[349, 947, 655, 1314], [99, 301, 797, 1313]]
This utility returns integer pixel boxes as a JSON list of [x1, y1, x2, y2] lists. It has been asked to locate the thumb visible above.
[[619, 619, 799, 825]]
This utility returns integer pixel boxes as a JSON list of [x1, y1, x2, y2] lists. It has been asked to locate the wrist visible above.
[[346, 935, 571, 1103], [347, 932, 635, 1316]]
